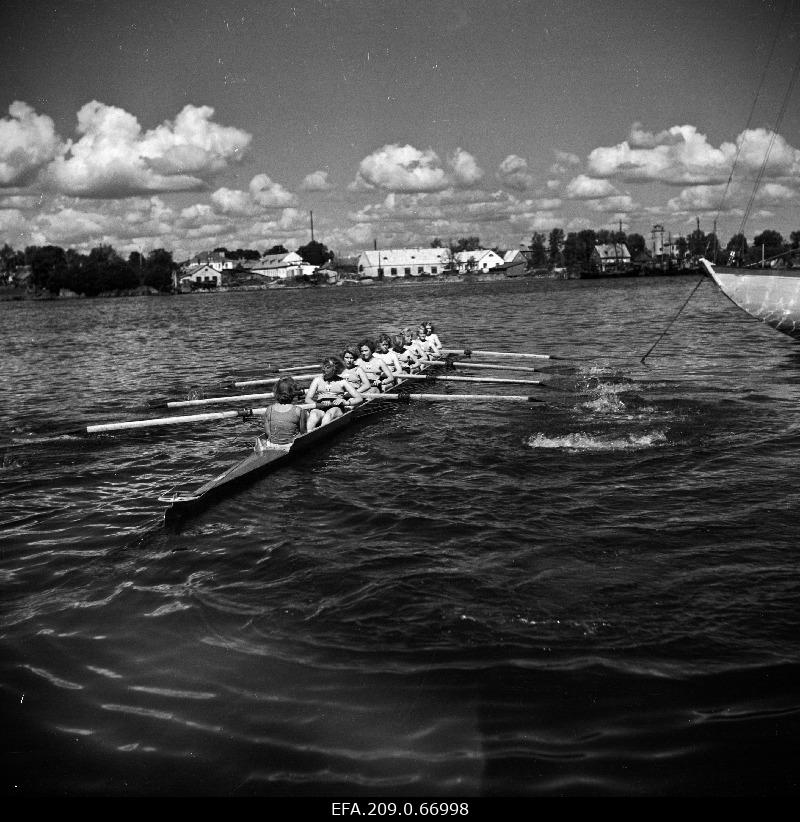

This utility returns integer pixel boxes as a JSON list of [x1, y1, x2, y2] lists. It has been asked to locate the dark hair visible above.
[[322, 356, 345, 376], [391, 334, 405, 352], [342, 345, 360, 360], [358, 338, 376, 353], [377, 333, 392, 347], [274, 375, 298, 403]]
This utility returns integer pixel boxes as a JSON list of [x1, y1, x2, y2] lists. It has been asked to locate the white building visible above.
[[249, 251, 314, 280], [454, 249, 504, 273], [356, 248, 452, 279], [179, 263, 222, 288]]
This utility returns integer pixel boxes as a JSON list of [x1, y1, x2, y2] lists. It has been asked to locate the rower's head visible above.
[[401, 327, 413, 342], [342, 345, 359, 366], [273, 376, 298, 403], [417, 324, 427, 338], [425, 321, 435, 334], [358, 339, 376, 360], [377, 333, 392, 351], [391, 334, 405, 352], [321, 356, 344, 378]]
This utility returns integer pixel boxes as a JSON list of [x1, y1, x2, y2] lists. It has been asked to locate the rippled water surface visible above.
[[3, 276, 800, 798]]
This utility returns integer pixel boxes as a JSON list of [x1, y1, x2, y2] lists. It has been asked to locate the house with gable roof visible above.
[[249, 251, 316, 280], [454, 248, 504, 273], [591, 243, 632, 274]]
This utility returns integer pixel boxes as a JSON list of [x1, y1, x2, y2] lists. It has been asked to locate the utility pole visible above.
[[310, 210, 314, 242]]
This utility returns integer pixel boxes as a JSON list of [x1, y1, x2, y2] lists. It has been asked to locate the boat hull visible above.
[[159, 363, 439, 522], [702, 259, 800, 340]]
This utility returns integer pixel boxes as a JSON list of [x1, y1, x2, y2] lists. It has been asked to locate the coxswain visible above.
[[256, 375, 309, 452]]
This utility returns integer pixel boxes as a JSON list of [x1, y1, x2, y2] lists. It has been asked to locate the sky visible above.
[[1, 0, 798, 262]]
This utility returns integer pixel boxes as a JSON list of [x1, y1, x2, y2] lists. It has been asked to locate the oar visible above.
[[377, 393, 544, 403], [233, 373, 317, 388], [442, 348, 565, 360], [446, 361, 541, 373], [393, 373, 544, 386], [86, 407, 272, 433], [165, 392, 277, 408]]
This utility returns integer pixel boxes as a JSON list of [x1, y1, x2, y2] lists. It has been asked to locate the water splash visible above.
[[527, 430, 668, 452]]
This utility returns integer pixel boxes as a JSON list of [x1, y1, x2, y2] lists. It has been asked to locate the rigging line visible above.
[[716, 0, 790, 245], [739, 45, 800, 236], [639, 274, 706, 366]]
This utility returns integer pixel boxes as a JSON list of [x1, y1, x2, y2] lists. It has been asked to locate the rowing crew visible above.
[[256, 322, 442, 452]]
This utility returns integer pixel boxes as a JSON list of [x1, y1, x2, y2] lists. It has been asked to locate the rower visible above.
[[402, 327, 432, 362], [392, 333, 423, 372], [422, 321, 443, 354], [256, 375, 308, 452], [356, 338, 395, 393], [305, 356, 364, 429], [416, 324, 440, 358], [341, 345, 372, 393], [374, 333, 404, 376]]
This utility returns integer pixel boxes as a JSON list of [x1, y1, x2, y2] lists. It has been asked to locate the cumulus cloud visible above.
[[45, 101, 251, 197], [497, 154, 535, 191], [210, 174, 297, 215], [355, 144, 449, 192], [564, 174, 618, 199], [586, 123, 800, 186], [300, 170, 332, 191], [249, 173, 297, 207], [549, 150, 581, 175], [0, 101, 62, 186], [448, 147, 483, 186]]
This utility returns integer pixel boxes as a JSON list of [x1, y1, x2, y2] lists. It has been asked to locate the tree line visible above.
[[434, 227, 800, 270], [0, 239, 335, 297], [2, 226, 797, 298]]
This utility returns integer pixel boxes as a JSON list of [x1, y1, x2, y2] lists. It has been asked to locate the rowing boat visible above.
[[158, 358, 441, 521]]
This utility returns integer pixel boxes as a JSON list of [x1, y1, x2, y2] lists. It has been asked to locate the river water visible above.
[[2, 275, 800, 800]]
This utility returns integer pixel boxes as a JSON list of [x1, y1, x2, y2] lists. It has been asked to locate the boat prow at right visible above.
[[700, 257, 800, 340]]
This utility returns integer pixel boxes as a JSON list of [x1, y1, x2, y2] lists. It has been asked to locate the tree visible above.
[[430, 238, 443, 248], [297, 240, 333, 267], [453, 236, 481, 252], [576, 229, 598, 270], [753, 229, 785, 263], [547, 228, 564, 265], [725, 233, 748, 264], [264, 244, 288, 255], [143, 248, 175, 292], [27, 245, 68, 293], [527, 233, 547, 267], [687, 228, 707, 258], [626, 233, 646, 258]]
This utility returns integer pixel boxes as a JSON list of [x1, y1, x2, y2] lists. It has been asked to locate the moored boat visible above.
[[700, 258, 800, 340]]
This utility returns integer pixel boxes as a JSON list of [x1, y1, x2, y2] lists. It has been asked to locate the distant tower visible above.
[[310, 210, 315, 242]]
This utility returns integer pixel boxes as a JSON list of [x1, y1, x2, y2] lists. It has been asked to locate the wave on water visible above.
[[526, 430, 668, 452]]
